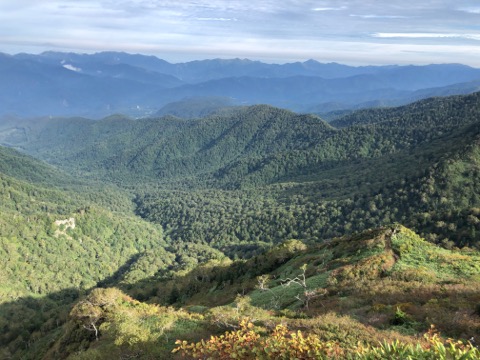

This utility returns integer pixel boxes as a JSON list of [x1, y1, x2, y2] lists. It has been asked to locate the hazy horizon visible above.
[[3, 49, 480, 69], [1, 1, 480, 66]]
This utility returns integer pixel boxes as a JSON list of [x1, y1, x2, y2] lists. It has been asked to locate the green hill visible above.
[[133, 118, 480, 257], [0, 145, 75, 186], [329, 92, 480, 128], [0, 148, 227, 359], [0, 156, 177, 300], [2, 92, 480, 191], [1, 106, 335, 185]]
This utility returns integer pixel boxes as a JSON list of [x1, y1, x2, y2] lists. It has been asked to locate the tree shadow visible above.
[[0, 287, 82, 359], [0, 251, 145, 359]]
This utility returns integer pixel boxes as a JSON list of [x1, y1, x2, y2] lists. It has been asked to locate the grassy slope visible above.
[[39, 225, 480, 359]]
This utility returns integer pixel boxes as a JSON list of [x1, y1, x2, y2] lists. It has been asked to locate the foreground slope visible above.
[[33, 226, 480, 359]]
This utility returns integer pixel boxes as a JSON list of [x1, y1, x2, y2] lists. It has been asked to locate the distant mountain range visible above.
[[2, 51, 480, 118]]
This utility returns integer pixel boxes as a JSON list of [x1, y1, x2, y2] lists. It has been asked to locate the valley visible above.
[[0, 90, 480, 359]]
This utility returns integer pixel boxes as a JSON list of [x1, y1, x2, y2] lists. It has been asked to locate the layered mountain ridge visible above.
[[2, 51, 480, 118]]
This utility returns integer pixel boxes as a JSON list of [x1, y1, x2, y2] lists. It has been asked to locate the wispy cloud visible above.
[[459, 7, 480, 14], [195, 17, 238, 22], [312, 6, 346, 12], [373, 32, 480, 41], [350, 14, 409, 19], [62, 63, 82, 72]]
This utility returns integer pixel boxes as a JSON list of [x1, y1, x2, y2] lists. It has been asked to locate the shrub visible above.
[[356, 325, 480, 359], [173, 319, 343, 359]]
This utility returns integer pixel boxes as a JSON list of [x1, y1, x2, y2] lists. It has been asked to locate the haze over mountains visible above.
[[2, 51, 480, 118]]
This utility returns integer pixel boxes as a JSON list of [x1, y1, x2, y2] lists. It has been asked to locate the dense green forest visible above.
[[0, 93, 480, 358], [4, 93, 479, 188]]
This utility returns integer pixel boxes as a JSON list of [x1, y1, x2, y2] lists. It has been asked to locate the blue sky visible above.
[[1, 0, 480, 65]]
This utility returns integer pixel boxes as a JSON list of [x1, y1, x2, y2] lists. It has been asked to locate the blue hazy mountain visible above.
[[2, 51, 480, 118]]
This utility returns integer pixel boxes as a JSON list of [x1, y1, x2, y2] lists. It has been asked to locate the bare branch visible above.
[[83, 322, 99, 341]]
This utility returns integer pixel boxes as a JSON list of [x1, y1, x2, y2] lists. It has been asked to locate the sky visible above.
[[1, 0, 480, 66]]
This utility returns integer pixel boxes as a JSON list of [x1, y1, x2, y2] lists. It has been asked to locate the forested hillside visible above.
[[0, 145, 82, 187], [1, 92, 480, 358], [3, 92, 480, 188], [2, 93, 480, 252], [0, 147, 177, 296]]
